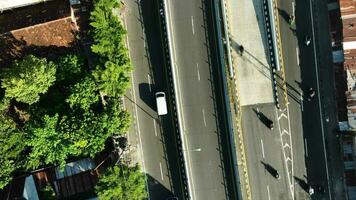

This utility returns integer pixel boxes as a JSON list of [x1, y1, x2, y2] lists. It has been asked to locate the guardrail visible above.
[[213, 0, 245, 200], [267, 0, 283, 72]]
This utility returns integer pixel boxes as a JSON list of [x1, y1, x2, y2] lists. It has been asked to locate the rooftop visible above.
[[0, 0, 48, 12]]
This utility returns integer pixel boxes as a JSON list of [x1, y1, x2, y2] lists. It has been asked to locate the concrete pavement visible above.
[[226, 0, 273, 106]]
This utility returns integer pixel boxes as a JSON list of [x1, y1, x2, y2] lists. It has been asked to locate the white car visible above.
[[155, 92, 168, 116]]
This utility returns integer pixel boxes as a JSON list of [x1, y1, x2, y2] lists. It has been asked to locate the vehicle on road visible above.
[[307, 87, 316, 101], [274, 170, 280, 180], [268, 121, 274, 130], [316, 185, 325, 193], [304, 35, 311, 46], [309, 186, 314, 195], [155, 92, 168, 116], [309, 87, 315, 98]]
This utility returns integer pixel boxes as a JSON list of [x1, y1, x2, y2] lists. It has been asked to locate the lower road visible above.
[[123, 0, 186, 199], [276, 0, 311, 199], [278, 0, 345, 199], [242, 104, 292, 200]]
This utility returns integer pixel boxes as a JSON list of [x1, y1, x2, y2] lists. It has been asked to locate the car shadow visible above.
[[260, 161, 278, 178], [253, 108, 274, 130], [294, 176, 309, 192]]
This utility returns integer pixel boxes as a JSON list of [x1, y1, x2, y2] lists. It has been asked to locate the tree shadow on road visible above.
[[138, 82, 156, 112], [146, 174, 175, 200]]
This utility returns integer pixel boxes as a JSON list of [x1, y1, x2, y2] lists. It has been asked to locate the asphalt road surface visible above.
[[123, 0, 186, 199], [277, 0, 342, 199], [241, 103, 292, 200], [165, 0, 230, 199], [276, 0, 312, 199]]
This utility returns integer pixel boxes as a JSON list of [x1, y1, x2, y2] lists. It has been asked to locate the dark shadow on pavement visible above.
[[251, 0, 271, 62], [253, 108, 274, 130], [260, 161, 279, 178], [277, 8, 291, 24], [294, 176, 309, 192], [139, 82, 156, 111], [146, 174, 174, 200]]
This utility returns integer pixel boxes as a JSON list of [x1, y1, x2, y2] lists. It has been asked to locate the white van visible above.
[[155, 92, 168, 115]]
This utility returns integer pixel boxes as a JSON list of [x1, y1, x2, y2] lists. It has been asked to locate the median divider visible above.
[[214, 0, 251, 199], [268, 0, 289, 108]]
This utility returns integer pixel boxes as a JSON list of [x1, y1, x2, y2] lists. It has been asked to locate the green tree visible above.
[[95, 165, 147, 200], [0, 158, 15, 189], [66, 76, 99, 111], [25, 108, 128, 169], [90, 0, 128, 62], [0, 55, 56, 104], [56, 53, 84, 83], [105, 98, 131, 134], [90, 0, 132, 97], [92, 61, 131, 97], [0, 113, 26, 189], [26, 114, 75, 169]]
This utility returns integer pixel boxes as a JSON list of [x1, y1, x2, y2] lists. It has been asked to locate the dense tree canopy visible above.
[[56, 53, 84, 83], [95, 165, 147, 200], [66, 76, 99, 111], [92, 61, 131, 97], [0, 0, 136, 192], [0, 55, 56, 104], [90, 0, 132, 97], [26, 108, 130, 169], [0, 113, 26, 189]]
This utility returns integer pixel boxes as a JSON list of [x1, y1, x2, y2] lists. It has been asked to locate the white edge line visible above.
[[304, 138, 308, 157], [202, 109, 207, 126], [124, 9, 151, 199], [147, 74, 152, 92], [267, 185, 271, 200], [131, 72, 151, 198], [153, 119, 158, 137], [164, 0, 195, 199], [191, 15, 195, 35], [275, 107, 294, 200], [300, 95, 304, 111], [286, 106, 295, 199], [197, 63, 200, 81], [261, 139, 265, 159], [159, 162, 164, 181], [296, 47, 300, 65]]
